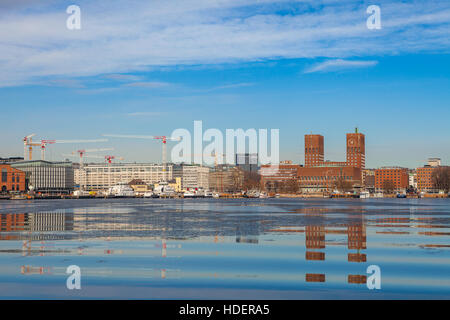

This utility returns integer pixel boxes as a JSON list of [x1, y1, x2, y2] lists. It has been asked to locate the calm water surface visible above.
[[0, 198, 449, 299]]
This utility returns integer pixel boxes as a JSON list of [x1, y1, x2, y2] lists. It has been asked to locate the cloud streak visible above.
[[0, 0, 449, 87], [304, 59, 378, 73]]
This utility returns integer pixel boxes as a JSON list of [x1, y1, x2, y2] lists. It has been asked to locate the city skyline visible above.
[[1, 0, 449, 168]]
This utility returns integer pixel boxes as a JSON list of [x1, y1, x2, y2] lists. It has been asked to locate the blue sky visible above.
[[0, 0, 449, 168]]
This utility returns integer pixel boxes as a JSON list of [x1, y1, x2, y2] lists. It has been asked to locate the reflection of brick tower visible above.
[[347, 215, 367, 284], [348, 223, 366, 251], [305, 134, 324, 167], [305, 225, 326, 282], [346, 128, 365, 168], [305, 226, 325, 261]]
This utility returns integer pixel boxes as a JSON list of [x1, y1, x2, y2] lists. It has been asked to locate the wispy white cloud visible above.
[[210, 83, 255, 90], [0, 0, 449, 87], [304, 59, 378, 73], [42, 78, 86, 88], [123, 81, 170, 88], [103, 74, 143, 81]]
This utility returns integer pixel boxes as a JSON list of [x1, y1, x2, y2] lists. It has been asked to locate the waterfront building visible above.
[[260, 162, 301, 192], [298, 164, 362, 193], [75, 163, 173, 192], [128, 179, 152, 195], [304, 128, 365, 169], [346, 128, 365, 169], [416, 158, 447, 192], [409, 172, 417, 189], [304, 134, 324, 167], [362, 169, 375, 191], [11, 160, 73, 194], [173, 164, 210, 191], [416, 166, 436, 192], [209, 166, 244, 192], [154, 177, 182, 193], [298, 129, 365, 193], [0, 157, 24, 164], [0, 164, 26, 193], [235, 153, 258, 173], [375, 167, 409, 193]]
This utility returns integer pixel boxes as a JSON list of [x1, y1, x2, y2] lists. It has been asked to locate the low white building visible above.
[[75, 163, 173, 191]]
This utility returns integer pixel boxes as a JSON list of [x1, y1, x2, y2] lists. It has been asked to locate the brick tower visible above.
[[305, 134, 324, 167], [346, 128, 365, 168]]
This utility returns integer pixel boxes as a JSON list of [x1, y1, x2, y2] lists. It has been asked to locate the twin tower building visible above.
[[261, 128, 365, 192], [305, 128, 365, 169]]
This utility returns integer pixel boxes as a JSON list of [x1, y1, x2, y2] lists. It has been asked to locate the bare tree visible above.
[[432, 167, 450, 193], [333, 176, 353, 193], [382, 180, 395, 194], [230, 168, 243, 192], [283, 179, 300, 194], [242, 171, 261, 191]]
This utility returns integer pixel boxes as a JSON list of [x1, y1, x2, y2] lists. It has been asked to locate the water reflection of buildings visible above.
[[0, 212, 73, 240], [304, 209, 367, 284]]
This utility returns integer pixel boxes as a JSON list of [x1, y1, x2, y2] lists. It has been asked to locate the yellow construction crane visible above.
[[23, 134, 40, 160]]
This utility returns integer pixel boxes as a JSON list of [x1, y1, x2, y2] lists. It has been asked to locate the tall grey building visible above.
[[235, 153, 258, 173]]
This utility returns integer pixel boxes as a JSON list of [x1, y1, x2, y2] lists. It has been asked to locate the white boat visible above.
[[360, 191, 370, 199], [107, 182, 135, 198], [143, 192, 154, 198], [183, 191, 196, 198], [73, 190, 91, 198], [153, 181, 176, 197], [204, 191, 213, 198]]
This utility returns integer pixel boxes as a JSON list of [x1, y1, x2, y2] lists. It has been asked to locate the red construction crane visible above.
[[67, 148, 114, 167], [104, 155, 124, 164], [39, 138, 109, 161], [103, 134, 181, 182]]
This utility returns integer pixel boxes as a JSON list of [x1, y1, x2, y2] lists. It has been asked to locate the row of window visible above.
[[300, 176, 353, 181], [1, 170, 21, 183]]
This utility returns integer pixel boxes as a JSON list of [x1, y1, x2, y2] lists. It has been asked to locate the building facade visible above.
[[375, 167, 409, 193], [173, 164, 210, 191], [304, 134, 324, 167], [260, 163, 301, 192], [0, 164, 26, 193], [346, 129, 365, 168], [11, 161, 73, 194], [209, 166, 244, 192], [409, 172, 417, 189], [298, 165, 362, 193], [235, 153, 259, 173], [362, 169, 375, 190], [416, 166, 436, 192], [299, 129, 365, 193], [75, 163, 173, 191], [0, 157, 24, 164]]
